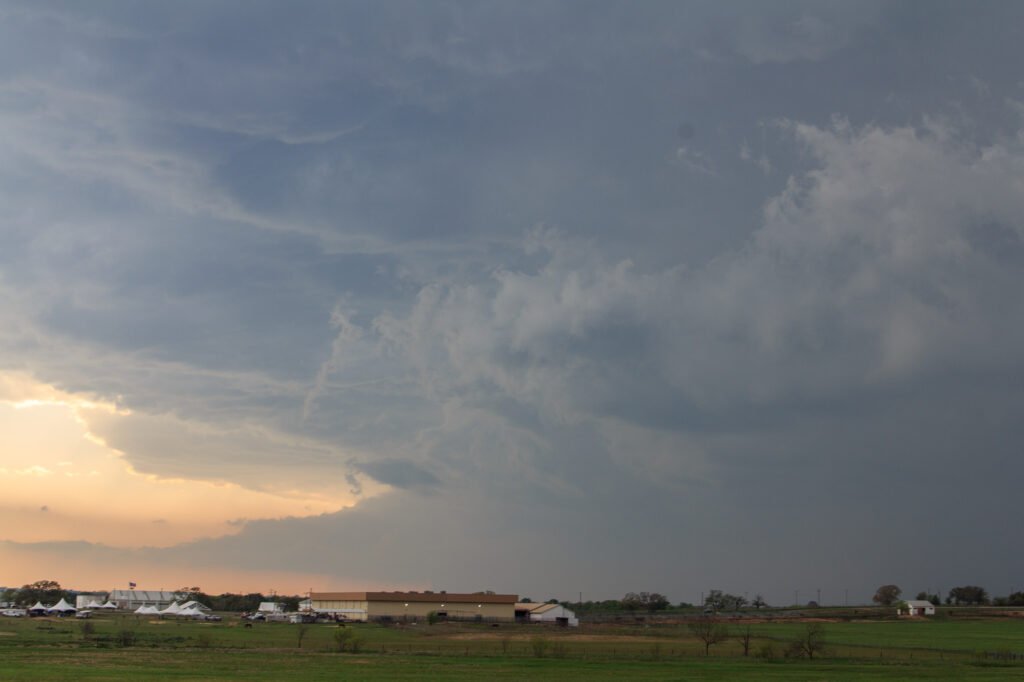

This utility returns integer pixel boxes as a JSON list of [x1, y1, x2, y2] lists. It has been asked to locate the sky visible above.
[[2, 0, 1024, 605]]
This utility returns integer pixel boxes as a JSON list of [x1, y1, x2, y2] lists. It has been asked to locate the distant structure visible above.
[[75, 594, 107, 610], [109, 590, 178, 610], [515, 602, 579, 626], [257, 601, 284, 614], [898, 600, 936, 616], [308, 591, 517, 622]]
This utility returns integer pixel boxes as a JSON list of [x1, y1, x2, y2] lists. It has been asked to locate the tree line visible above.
[[872, 584, 1024, 607]]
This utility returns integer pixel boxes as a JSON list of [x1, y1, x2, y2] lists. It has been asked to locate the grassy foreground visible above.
[[1, 613, 1023, 680]]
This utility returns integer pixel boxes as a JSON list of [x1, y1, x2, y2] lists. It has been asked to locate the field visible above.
[[1, 612, 1024, 680]]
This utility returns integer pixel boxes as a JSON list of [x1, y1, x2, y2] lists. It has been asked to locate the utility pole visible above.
[[817, 588, 821, 605], [795, 590, 798, 607]]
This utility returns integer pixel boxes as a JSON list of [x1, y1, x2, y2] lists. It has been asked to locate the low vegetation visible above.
[[1, 608, 1024, 679]]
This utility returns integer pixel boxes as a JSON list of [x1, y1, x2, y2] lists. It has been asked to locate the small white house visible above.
[[898, 600, 936, 616], [514, 602, 579, 627], [258, 601, 284, 614]]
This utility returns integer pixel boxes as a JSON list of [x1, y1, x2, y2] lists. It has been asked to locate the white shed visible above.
[[898, 600, 936, 616], [515, 602, 579, 627]]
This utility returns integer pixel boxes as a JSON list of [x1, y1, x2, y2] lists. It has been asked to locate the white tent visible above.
[[134, 605, 158, 614], [28, 601, 48, 612], [179, 605, 203, 618], [84, 600, 103, 609], [99, 601, 118, 610], [160, 602, 181, 615], [48, 598, 76, 613], [179, 600, 210, 612]]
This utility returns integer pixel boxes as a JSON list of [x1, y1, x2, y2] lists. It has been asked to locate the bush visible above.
[[427, 610, 440, 625], [333, 627, 362, 653], [756, 643, 776, 660], [117, 629, 136, 648]]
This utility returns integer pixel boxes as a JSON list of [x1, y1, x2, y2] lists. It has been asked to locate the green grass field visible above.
[[1, 613, 1022, 680]]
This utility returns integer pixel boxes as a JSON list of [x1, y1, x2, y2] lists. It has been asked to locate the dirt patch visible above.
[[0, 631, 17, 636]]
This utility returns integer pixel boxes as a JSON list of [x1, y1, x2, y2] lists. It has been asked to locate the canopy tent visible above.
[[159, 602, 181, 615], [48, 598, 76, 613], [178, 605, 203, 618], [179, 600, 211, 612], [99, 601, 118, 610], [84, 600, 103, 609], [28, 601, 48, 612], [134, 605, 159, 615]]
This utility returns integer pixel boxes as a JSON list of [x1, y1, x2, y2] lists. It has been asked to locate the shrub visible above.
[[427, 610, 440, 625], [756, 642, 776, 660], [333, 627, 362, 653]]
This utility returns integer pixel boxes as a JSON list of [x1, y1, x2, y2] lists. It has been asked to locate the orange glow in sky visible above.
[[0, 372, 384, 593]]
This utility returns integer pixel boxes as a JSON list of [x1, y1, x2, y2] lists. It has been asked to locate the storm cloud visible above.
[[2, 1, 1024, 603]]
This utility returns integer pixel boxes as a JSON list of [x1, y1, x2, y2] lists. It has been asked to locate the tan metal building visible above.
[[309, 591, 517, 622]]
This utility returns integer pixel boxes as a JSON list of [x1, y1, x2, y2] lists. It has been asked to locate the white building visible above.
[[76, 594, 107, 610], [109, 590, 178, 610], [898, 600, 936, 616], [258, 602, 284, 614], [515, 602, 579, 626]]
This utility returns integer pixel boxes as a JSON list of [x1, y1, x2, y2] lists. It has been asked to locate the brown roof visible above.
[[311, 591, 517, 604]]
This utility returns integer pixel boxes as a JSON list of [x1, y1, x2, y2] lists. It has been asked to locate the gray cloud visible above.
[[3, 2, 1024, 603]]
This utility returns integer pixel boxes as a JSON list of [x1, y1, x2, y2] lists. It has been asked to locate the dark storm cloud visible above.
[[2, 1, 1024, 603]]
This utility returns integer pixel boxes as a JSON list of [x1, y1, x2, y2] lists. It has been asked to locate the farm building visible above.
[[309, 591, 517, 622], [898, 600, 936, 616], [515, 602, 579, 626], [109, 590, 178, 610], [257, 602, 284, 614]]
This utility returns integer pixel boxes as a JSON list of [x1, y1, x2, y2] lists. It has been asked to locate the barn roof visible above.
[[311, 591, 517, 604]]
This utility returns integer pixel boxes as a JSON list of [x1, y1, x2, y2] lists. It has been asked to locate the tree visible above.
[[16, 580, 64, 606], [704, 590, 747, 612], [175, 586, 207, 603], [915, 591, 941, 606], [735, 624, 754, 656], [788, 623, 826, 659], [689, 617, 728, 656], [947, 586, 988, 605], [872, 585, 902, 606], [752, 594, 767, 609], [620, 592, 670, 612]]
